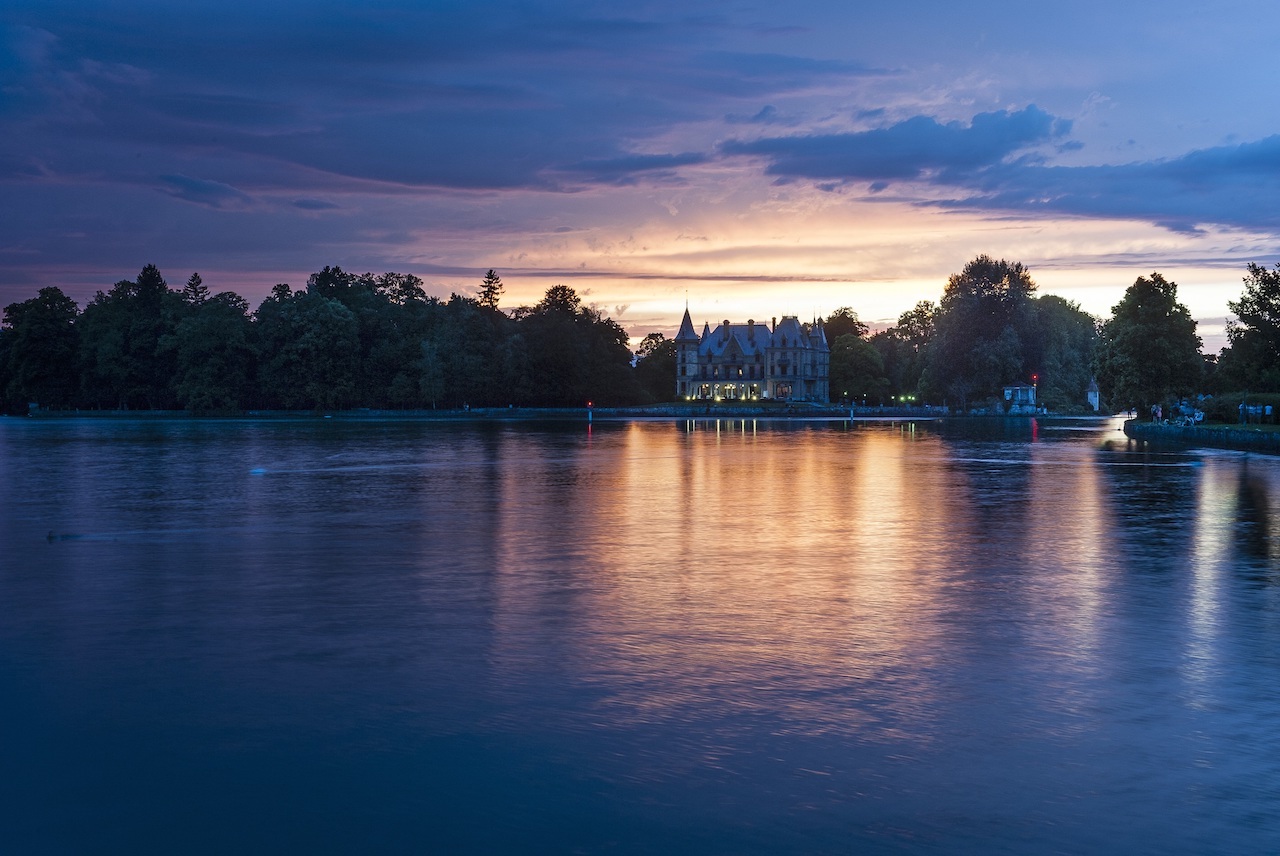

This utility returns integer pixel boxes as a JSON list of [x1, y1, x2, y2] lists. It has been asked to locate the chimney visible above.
[[771, 316, 777, 332], [722, 320, 730, 343]]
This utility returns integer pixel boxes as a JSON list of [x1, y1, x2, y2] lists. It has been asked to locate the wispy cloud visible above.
[[159, 174, 253, 209]]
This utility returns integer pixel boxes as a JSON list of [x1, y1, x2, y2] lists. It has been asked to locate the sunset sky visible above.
[[4, 0, 1280, 349]]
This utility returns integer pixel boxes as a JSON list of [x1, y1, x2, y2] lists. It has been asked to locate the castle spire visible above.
[[675, 306, 699, 342]]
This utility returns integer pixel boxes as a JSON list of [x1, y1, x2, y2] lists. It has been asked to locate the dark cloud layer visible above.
[[725, 106, 1280, 234], [3, 0, 1280, 310], [0, 4, 871, 196], [947, 135, 1280, 233], [722, 107, 1068, 183]]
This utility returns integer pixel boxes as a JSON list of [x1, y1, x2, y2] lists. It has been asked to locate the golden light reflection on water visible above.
[[484, 421, 977, 745], [476, 420, 1280, 758], [1018, 435, 1113, 730]]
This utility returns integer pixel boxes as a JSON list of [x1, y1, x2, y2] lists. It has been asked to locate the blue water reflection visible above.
[[2, 416, 1279, 853]]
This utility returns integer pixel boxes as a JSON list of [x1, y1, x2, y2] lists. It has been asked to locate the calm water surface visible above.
[[2, 416, 1279, 854]]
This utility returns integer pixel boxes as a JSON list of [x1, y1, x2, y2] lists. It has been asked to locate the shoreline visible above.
[[1123, 418, 1280, 455], [11, 405, 1108, 423]]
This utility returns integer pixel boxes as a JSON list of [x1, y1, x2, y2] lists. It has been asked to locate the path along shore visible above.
[[1123, 419, 1280, 455]]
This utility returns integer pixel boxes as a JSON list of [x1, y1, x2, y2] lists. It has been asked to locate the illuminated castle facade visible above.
[[673, 309, 830, 402]]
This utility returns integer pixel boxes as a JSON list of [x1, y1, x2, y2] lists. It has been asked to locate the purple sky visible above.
[[4, 0, 1280, 348]]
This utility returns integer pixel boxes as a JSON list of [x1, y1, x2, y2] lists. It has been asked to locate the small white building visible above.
[[1004, 383, 1036, 414]]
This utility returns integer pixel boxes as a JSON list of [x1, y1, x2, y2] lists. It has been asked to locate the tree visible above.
[[1230, 263, 1280, 345], [254, 287, 360, 410], [939, 256, 1036, 357], [77, 264, 183, 409], [478, 269, 504, 311], [829, 334, 888, 404], [182, 272, 209, 305], [924, 257, 1036, 408], [536, 284, 581, 316], [373, 272, 428, 306], [871, 301, 936, 401], [1218, 262, 1280, 392], [1, 286, 80, 410], [514, 285, 637, 405], [1094, 272, 1202, 412], [634, 333, 677, 402], [417, 338, 446, 408], [165, 292, 254, 413], [1029, 295, 1098, 411], [896, 301, 936, 351], [943, 255, 1036, 308], [823, 307, 868, 342]]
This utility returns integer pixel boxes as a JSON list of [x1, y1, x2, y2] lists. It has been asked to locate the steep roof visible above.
[[675, 307, 699, 342], [699, 320, 772, 358], [772, 316, 812, 349]]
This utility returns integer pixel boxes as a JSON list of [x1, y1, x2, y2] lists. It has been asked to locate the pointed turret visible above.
[[810, 321, 829, 350], [675, 307, 699, 342]]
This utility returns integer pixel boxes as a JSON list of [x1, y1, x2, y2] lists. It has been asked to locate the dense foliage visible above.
[[1216, 263, 1280, 393], [10, 256, 1276, 416], [0, 266, 642, 413], [828, 256, 1100, 411], [1094, 273, 1202, 411]]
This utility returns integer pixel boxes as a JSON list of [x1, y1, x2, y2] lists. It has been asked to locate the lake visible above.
[[2, 415, 1279, 854]]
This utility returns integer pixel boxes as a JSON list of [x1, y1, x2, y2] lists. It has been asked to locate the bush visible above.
[[1202, 391, 1280, 423]]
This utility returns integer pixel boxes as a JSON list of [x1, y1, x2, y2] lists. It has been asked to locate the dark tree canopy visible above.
[[943, 255, 1036, 308], [77, 265, 183, 409], [823, 307, 868, 342], [829, 334, 888, 404], [165, 291, 253, 413], [925, 257, 1037, 408], [0, 258, 1143, 416], [634, 333, 676, 403], [1, 265, 652, 413], [1029, 295, 1099, 411], [535, 284, 582, 316], [1094, 272, 1201, 411], [1218, 262, 1280, 392], [1, 286, 80, 409]]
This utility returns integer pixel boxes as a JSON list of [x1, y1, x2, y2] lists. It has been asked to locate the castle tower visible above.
[[674, 307, 700, 399]]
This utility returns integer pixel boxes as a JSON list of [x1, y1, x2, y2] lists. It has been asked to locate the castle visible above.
[[673, 309, 830, 402]]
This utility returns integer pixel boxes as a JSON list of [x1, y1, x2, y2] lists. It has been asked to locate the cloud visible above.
[[0, 3, 887, 195], [293, 198, 339, 210], [725, 104, 793, 125], [722, 106, 1068, 184], [944, 135, 1280, 232], [557, 152, 709, 186], [720, 104, 1280, 234], [159, 174, 253, 208]]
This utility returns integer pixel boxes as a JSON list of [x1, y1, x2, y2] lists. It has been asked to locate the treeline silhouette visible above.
[[0, 265, 673, 413], [6, 256, 1277, 416]]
